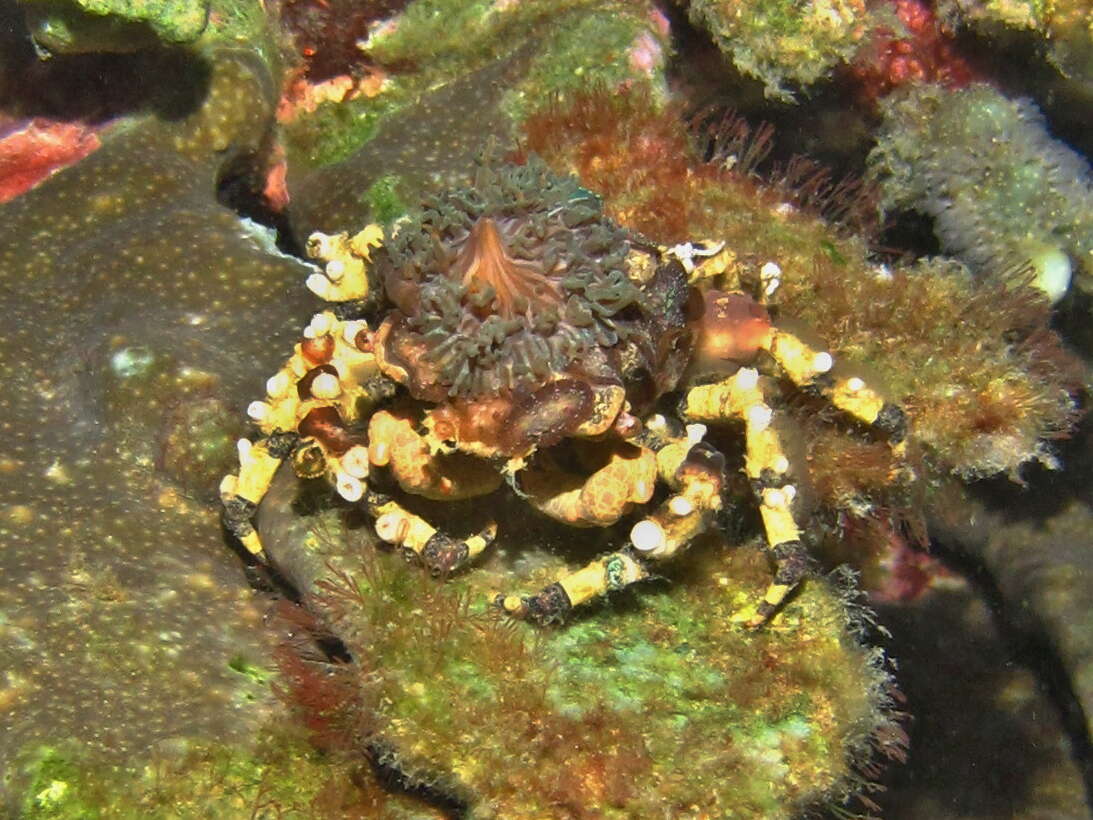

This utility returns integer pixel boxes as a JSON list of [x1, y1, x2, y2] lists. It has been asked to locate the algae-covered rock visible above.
[[869, 82, 1093, 301], [19, 0, 272, 55], [685, 0, 880, 101], [283, 0, 670, 237], [258, 467, 905, 818], [22, 0, 209, 51], [12, 723, 445, 818]]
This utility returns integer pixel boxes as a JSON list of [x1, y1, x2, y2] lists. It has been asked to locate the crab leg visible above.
[[220, 433, 300, 558], [497, 421, 726, 624], [495, 550, 650, 624], [760, 327, 908, 455], [220, 311, 381, 560], [682, 367, 812, 626], [367, 492, 498, 574]]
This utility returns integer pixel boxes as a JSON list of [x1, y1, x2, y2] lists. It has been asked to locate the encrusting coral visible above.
[[0, 46, 319, 807]]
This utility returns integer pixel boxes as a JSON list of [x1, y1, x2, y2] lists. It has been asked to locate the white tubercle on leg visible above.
[[336, 473, 363, 502], [631, 519, 666, 553], [668, 495, 694, 517], [735, 367, 759, 390], [746, 403, 773, 432], [375, 512, 408, 544], [341, 445, 370, 479], [266, 371, 292, 399], [246, 400, 271, 422], [310, 372, 342, 399]]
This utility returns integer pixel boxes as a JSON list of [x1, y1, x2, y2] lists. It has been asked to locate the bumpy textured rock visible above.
[[22, 0, 209, 52], [258, 466, 905, 819], [0, 49, 320, 809], [686, 0, 880, 100], [875, 586, 1089, 818], [927, 415, 1093, 757]]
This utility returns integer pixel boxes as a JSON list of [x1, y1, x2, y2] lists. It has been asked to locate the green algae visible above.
[[20, 0, 272, 58], [687, 0, 881, 100], [262, 483, 902, 818], [13, 724, 443, 818]]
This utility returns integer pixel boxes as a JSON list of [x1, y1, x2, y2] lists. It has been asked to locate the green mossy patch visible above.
[[283, 515, 900, 818]]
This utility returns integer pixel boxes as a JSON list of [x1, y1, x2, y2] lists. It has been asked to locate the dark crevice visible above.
[[926, 532, 1093, 811]]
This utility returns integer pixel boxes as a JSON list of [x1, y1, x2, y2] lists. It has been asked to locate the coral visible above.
[[848, 0, 978, 104], [685, 0, 879, 101], [0, 47, 318, 800], [869, 82, 1093, 301]]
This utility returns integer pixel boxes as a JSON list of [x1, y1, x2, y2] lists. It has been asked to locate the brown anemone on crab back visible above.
[[371, 158, 693, 459]]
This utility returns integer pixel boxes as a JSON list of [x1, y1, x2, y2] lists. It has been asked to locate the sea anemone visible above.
[[375, 156, 689, 404]]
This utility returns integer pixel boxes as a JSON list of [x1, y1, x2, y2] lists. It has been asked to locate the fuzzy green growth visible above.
[[12, 727, 436, 818], [363, 174, 410, 225], [282, 0, 662, 174], [869, 83, 1093, 300], [21, 0, 208, 51], [287, 521, 901, 818], [687, 0, 878, 100]]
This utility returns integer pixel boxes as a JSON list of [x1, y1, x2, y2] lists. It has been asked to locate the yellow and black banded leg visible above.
[[682, 367, 814, 626], [761, 327, 909, 457], [495, 550, 650, 624], [365, 491, 498, 575], [220, 431, 300, 559], [499, 422, 727, 624], [743, 539, 813, 628]]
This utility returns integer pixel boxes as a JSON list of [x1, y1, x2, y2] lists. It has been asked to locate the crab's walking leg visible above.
[[495, 551, 650, 624], [220, 432, 299, 558], [682, 367, 812, 626], [221, 310, 381, 561], [366, 492, 499, 575], [761, 327, 909, 456], [498, 423, 726, 623]]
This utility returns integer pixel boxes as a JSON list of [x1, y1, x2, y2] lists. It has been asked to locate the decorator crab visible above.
[[221, 158, 907, 626]]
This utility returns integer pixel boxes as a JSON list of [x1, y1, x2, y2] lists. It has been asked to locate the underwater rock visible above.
[[927, 415, 1093, 757], [939, 0, 1093, 90], [524, 88, 1081, 482], [0, 47, 321, 808], [282, 0, 669, 237], [869, 82, 1093, 302], [875, 585, 1089, 817], [257, 465, 907, 819], [20, 0, 209, 52], [685, 0, 881, 101]]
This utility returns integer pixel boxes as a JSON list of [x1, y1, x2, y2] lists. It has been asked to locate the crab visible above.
[[220, 158, 908, 627]]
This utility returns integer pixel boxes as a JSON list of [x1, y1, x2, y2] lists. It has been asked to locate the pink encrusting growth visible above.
[[849, 0, 978, 105], [0, 118, 101, 203]]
